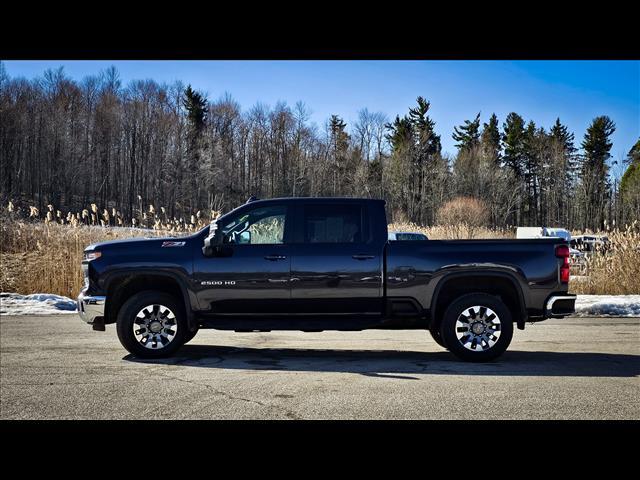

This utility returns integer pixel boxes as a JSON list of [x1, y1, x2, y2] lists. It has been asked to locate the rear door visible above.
[[290, 202, 384, 315]]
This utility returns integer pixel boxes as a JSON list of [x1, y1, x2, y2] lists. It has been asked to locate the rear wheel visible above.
[[440, 293, 513, 362], [116, 291, 187, 358]]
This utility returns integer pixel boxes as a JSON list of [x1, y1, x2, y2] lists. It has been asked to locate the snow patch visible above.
[[574, 295, 640, 317], [0, 292, 639, 317], [0, 293, 77, 315]]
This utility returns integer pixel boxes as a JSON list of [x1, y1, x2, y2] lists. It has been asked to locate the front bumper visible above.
[[77, 290, 106, 324], [545, 294, 577, 317]]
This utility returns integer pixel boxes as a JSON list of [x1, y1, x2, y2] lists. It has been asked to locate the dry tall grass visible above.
[[1, 200, 216, 297], [568, 224, 640, 295], [1, 208, 638, 297], [6, 199, 218, 232], [389, 222, 514, 239], [0, 220, 182, 297]]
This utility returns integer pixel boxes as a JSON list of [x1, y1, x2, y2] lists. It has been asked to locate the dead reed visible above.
[[1, 202, 637, 297]]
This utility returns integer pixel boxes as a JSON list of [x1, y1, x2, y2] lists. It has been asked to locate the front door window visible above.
[[220, 205, 287, 245]]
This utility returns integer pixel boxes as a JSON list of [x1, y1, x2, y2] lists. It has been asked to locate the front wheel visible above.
[[440, 293, 514, 362], [116, 291, 187, 358]]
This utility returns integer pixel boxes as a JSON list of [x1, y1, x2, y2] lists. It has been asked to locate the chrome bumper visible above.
[[545, 294, 576, 317], [77, 291, 106, 324]]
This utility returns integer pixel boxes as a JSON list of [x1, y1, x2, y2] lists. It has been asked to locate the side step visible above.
[[203, 315, 383, 331]]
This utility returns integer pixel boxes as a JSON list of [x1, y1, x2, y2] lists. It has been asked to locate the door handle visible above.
[[264, 255, 287, 261], [352, 254, 375, 260]]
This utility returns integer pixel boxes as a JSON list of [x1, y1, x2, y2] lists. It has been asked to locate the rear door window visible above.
[[302, 204, 367, 244]]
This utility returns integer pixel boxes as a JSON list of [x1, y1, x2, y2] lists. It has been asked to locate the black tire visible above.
[[429, 322, 447, 348], [116, 291, 187, 358], [440, 293, 513, 362], [183, 327, 199, 344]]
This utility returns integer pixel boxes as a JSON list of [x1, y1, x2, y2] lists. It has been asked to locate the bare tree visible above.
[[0, 62, 631, 232]]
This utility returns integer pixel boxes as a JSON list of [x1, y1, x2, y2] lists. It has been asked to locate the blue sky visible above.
[[3, 60, 639, 164]]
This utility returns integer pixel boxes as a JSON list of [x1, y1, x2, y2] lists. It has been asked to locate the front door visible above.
[[194, 204, 292, 314], [290, 202, 384, 315]]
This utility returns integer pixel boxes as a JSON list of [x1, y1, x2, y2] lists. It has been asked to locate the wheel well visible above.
[[104, 275, 186, 324], [431, 275, 523, 328]]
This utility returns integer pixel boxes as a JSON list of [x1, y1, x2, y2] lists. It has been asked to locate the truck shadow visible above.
[[124, 345, 640, 378]]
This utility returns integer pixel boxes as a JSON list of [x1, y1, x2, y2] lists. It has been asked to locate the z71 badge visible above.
[[162, 241, 186, 247]]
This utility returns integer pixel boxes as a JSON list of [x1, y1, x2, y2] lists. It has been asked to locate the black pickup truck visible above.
[[78, 197, 576, 362]]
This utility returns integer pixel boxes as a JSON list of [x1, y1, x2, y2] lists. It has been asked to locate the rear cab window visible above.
[[296, 203, 370, 244]]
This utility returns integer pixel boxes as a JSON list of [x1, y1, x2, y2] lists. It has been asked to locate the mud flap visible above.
[[92, 317, 106, 331]]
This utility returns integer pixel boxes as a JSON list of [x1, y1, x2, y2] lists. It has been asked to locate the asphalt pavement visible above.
[[1, 314, 638, 419]]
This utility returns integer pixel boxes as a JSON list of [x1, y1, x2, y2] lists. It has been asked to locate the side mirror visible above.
[[202, 221, 220, 257]]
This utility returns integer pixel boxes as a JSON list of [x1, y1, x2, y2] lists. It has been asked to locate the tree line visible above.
[[1, 62, 638, 231]]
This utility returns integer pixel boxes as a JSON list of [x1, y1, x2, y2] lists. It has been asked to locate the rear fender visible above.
[[430, 271, 528, 329]]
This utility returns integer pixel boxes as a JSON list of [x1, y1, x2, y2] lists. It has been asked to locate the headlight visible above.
[[84, 251, 102, 261]]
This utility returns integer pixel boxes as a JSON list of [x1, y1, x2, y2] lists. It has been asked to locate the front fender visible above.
[[101, 266, 198, 330]]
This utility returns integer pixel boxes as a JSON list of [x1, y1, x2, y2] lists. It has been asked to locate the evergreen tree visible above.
[[328, 115, 351, 195], [501, 112, 526, 177], [548, 118, 577, 226], [581, 116, 616, 171], [385, 115, 413, 151], [408, 97, 442, 224], [549, 117, 577, 182], [549, 117, 576, 155], [481, 113, 501, 165], [452, 113, 482, 206], [366, 156, 384, 198], [620, 139, 640, 225], [329, 115, 349, 151], [452, 112, 481, 151], [182, 85, 208, 210], [579, 116, 616, 230], [408, 96, 441, 155], [522, 121, 543, 224], [501, 113, 527, 224], [625, 138, 640, 166], [385, 97, 444, 224], [183, 85, 208, 132]]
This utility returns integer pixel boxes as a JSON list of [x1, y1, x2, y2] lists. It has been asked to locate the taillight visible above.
[[555, 244, 570, 283]]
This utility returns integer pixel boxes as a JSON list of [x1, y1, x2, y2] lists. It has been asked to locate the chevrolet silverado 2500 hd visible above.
[[78, 197, 576, 362]]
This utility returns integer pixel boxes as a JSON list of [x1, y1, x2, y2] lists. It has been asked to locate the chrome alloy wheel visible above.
[[455, 305, 502, 351], [132, 304, 178, 349]]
